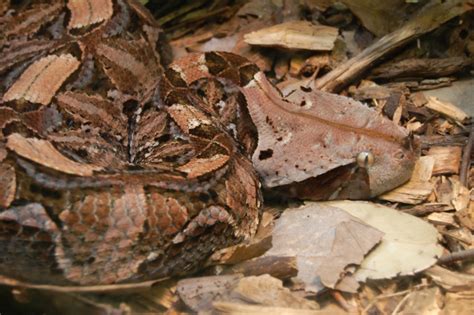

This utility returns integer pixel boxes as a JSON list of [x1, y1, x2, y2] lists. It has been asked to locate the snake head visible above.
[[241, 72, 420, 200]]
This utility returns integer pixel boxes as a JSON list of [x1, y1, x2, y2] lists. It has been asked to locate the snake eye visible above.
[[357, 151, 374, 168]]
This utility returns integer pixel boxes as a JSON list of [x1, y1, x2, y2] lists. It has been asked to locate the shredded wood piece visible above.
[[3, 54, 80, 105], [67, 0, 114, 29], [425, 96, 470, 124]]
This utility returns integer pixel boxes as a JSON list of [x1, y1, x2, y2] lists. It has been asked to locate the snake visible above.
[[0, 0, 418, 285]]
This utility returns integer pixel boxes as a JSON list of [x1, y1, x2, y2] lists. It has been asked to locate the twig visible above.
[[391, 291, 413, 315], [438, 248, 474, 265], [315, 0, 474, 93], [460, 125, 473, 187]]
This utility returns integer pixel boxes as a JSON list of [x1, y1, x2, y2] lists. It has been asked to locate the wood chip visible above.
[[244, 21, 338, 51], [67, 0, 114, 29], [425, 96, 470, 124], [3, 54, 80, 105], [6, 133, 102, 176], [379, 156, 435, 204], [427, 146, 463, 175]]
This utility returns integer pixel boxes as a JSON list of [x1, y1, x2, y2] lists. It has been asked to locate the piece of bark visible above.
[[315, 0, 474, 92], [425, 96, 471, 124], [370, 57, 472, 80], [379, 156, 434, 204], [426, 146, 463, 175], [244, 21, 338, 51], [213, 301, 322, 315]]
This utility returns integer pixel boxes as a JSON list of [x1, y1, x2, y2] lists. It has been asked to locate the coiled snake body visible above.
[[0, 0, 418, 285]]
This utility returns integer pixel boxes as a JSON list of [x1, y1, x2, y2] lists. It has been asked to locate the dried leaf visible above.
[[264, 202, 383, 292], [244, 21, 338, 51], [3, 54, 80, 105], [6, 133, 102, 176], [67, 0, 114, 29], [329, 201, 443, 281]]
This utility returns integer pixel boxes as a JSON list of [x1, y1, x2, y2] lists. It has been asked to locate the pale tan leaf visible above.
[[328, 201, 443, 281], [264, 202, 383, 292]]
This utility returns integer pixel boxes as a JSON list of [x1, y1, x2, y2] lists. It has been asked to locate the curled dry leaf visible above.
[[3, 54, 80, 105], [6, 133, 102, 176], [244, 21, 339, 51], [328, 200, 443, 282], [67, 0, 114, 29], [263, 202, 384, 292]]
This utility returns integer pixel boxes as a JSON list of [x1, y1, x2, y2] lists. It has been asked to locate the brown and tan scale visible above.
[[0, 0, 419, 286]]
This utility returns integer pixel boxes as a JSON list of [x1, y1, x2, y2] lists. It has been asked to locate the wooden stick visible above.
[[438, 248, 474, 265], [315, 0, 474, 93]]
